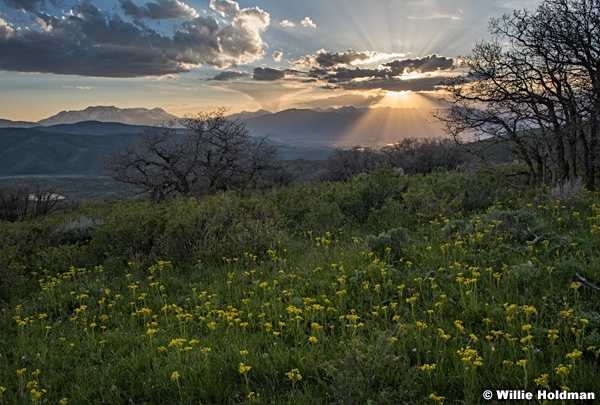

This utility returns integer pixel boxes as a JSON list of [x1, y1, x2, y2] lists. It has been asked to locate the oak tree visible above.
[[106, 109, 283, 200], [437, 0, 600, 189]]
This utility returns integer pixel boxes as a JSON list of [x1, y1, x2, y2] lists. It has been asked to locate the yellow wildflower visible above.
[[555, 364, 572, 375], [566, 349, 583, 359], [454, 320, 464, 332], [286, 368, 302, 382], [238, 363, 251, 374], [429, 393, 446, 404], [534, 373, 549, 387]]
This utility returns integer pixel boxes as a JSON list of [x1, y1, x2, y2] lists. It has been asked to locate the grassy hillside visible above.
[[0, 167, 599, 404], [0, 127, 138, 175]]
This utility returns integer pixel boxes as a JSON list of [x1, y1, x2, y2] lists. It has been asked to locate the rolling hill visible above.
[[0, 126, 138, 175]]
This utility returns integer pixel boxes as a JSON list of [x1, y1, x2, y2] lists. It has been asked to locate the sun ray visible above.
[[338, 102, 446, 148]]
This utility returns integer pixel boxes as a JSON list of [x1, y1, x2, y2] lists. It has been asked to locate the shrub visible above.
[[365, 227, 408, 261], [328, 165, 407, 224], [155, 192, 282, 263], [92, 192, 284, 266], [271, 182, 347, 233], [55, 215, 105, 244]]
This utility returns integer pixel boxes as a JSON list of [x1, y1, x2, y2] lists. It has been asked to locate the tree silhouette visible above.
[[106, 109, 283, 200], [437, 0, 600, 189]]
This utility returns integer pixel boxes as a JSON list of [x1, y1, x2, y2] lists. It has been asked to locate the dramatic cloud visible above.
[[340, 76, 452, 92], [210, 70, 248, 81], [298, 51, 454, 72], [383, 55, 455, 74], [253, 67, 286, 81], [298, 53, 457, 92], [119, 0, 198, 20], [297, 50, 374, 68], [209, 0, 240, 17], [3, 0, 47, 11], [216, 7, 270, 66], [0, 18, 13, 37], [0, 0, 269, 77]]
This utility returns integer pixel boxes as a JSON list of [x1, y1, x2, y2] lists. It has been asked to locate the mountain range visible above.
[[0, 105, 446, 179], [241, 107, 444, 148], [38, 106, 178, 126], [0, 106, 177, 128]]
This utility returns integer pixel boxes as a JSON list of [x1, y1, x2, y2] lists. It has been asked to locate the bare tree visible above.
[[0, 178, 63, 221], [436, 0, 600, 189], [106, 109, 283, 200], [27, 178, 62, 217], [0, 181, 29, 222]]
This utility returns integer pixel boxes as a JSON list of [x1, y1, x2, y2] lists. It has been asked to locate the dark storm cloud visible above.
[[340, 76, 449, 92], [253, 67, 286, 81], [119, 0, 197, 20], [210, 70, 249, 81], [383, 55, 455, 73], [300, 53, 456, 92], [297, 50, 373, 68], [0, 0, 269, 77], [3, 0, 47, 11]]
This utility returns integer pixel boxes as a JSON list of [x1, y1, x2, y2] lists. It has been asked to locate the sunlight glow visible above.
[[375, 90, 442, 109], [338, 104, 446, 147]]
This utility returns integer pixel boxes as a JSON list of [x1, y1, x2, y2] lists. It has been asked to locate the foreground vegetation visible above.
[[1, 166, 599, 404]]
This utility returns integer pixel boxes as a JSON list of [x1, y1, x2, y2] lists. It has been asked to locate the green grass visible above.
[[0, 167, 599, 404]]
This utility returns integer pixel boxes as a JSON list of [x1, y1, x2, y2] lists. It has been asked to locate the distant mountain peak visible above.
[[227, 109, 272, 120], [37, 106, 178, 126]]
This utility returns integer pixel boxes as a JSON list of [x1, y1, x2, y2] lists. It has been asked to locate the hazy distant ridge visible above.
[[0, 119, 37, 128]]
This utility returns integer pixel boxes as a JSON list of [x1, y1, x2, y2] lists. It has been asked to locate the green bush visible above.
[[155, 192, 282, 263], [365, 227, 409, 261], [55, 215, 105, 245], [271, 182, 349, 233], [91, 192, 284, 266], [329, 165, 407, 224], [89, 200, 167, 264]]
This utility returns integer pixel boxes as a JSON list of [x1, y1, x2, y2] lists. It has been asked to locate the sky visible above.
[[0, 0, 542, 122]]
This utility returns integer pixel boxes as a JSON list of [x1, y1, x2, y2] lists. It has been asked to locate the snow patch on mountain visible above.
[[37, 106, 178, 126]]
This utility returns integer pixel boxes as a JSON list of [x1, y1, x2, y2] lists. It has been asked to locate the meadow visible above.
[[0, 166, 599, 404]]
